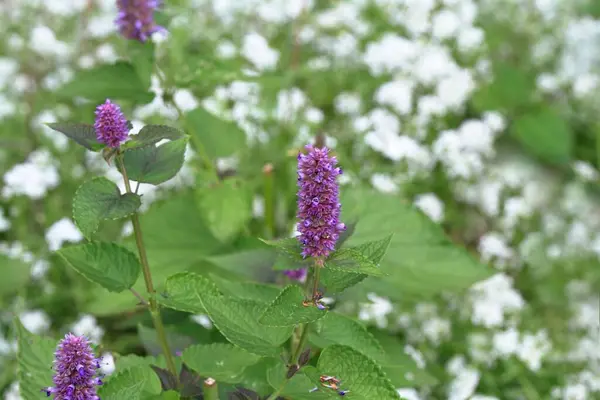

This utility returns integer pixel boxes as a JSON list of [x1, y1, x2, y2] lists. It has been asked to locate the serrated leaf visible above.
[[121, 136, 189, 185], [45, 123, 104, 151], [56, 242, 141, 292], [318, 345, 400, 400], [202, 295, 293, 356], [185, 107, 246, 158], [73, 178, 141, 239], [210, 274, 281, 304], [198, 179, 252, 242], [98, 365, 161, 399], [124, 125, 185, 149], [511, 107, 573, 165], [0, 255, 30, 297], [267, 364, 340, 400], [235, 358, 278, 396], [15, 319, 55, 400], [158, 272, 220, 313], [183, 343, 262, 382], [56, 62, 153, 103], [261, 237, 305, 266], [259, 285, 326, 327]]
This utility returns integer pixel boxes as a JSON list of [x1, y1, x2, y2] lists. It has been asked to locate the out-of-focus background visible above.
[[1, 0, 599, 399]]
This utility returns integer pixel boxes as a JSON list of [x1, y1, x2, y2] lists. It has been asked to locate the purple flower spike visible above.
[[296, 145, 346, 259], [116, 0, 164, 42], [284, 268, 307, 282], [43, 333, 102, 399], [94, 99, 129, 148]]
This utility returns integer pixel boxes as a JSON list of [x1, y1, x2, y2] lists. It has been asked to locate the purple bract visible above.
[[43, 333, 103, 399], [296, 145, 345, 259], [116, 0, 164, 42], [94, 99, 129, 148], [284, 268, 307, 282]]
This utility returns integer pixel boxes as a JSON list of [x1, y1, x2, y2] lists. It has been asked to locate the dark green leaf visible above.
[[15, 319, 55, 400], [261, 237, 305, 266], [56, 242, 141, 292], [210, 274, 281, 304], [158, 272, 220, 314], [73, 178, 141, 239], [98, 365, 161, 399], [45, 123, 104, 151], [259, 285, 326, 327], [183, 343, 262, 382], [124, 125, 185, 149]]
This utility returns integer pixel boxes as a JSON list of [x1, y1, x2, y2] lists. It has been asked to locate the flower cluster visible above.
[[296, 145, 345, 259], [43, 333, 103, 399], [93, 99, 129, 148], [116, 0, 163, 42]]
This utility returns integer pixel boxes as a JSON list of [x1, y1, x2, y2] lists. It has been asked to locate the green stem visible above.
[[117, 154, 179, 380], [311, 261, 322, 300], [203, 378, 219, 400], [266, 380, 288, 400], [290, 324, 310, 364]]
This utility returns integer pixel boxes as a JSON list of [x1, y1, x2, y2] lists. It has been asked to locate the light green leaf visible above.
[[318, 345, 400, 400], [267, 364, 340, 400], [472, 63, 534, 112], [235, 358, 278, 396], [158, 272, 220, 314], [98, 365, 161, 400], [45, 123, 104, 151], [182, 343, 262, 382], [185, 107, 246, 158], [259, 285, 326, 327], [15, 319, 55, 400], [147, 391, 180, 400], [210, 274, 281, 304], [121, 136, 189, 185], [73, 178, 141, 239], [202, 295, 293, 356], [56, 242, 141, 292], [511, 107, 572, 165], [261, 237, 306, 266], [124, 125, 185, 150], [128, 41, 154, 90], [341, 188, 494, 298], [56, 62, 153, 103], [197, 179, 252, 242], [0, 255, 30, 297]]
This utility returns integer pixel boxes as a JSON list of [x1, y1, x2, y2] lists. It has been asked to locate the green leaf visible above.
[[197, 179, 252, 242], [185, 107, 246, 158], [124, 125, 185, 149], [340, 188, 494, 298], [15, 319, 55, 400], [121, 136, 189, 185], [261, 237, 306, 266], [128, 41, 154, 89], [56, 242, 141, 292], [235, 358, 278, 396], [138, 324, 194, 356], [0, 255, 30, 298], [73, 178, 141, 239], [267, 364, 341, 400], [45, 123, 104, 151], [321, 235, 392, 293], [318, 345, 399, 400], [182, 343, 262, 382], [202, 295, 293, 356], [56, 62, 153, 103], [158, 272, 220, 314], [511, 107, 573, 165], [259, 285, 326, 326], [210, 274, 281, 304], [98, 365, 161, 400], [471, 63, 534, 112]]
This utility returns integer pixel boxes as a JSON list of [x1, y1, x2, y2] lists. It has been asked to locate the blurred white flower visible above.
[[45, 218, 83, 251]]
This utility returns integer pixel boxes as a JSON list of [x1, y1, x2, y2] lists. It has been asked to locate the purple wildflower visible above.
[[296, 145, 345, 259], [43, 333, 103, 399], [284, 268, 307, 282], [116, 0, 164, 42], [94, 99, 129, 148]]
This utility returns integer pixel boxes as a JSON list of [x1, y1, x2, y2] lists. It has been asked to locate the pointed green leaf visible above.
[[202, 295, 293, 356], [56, 242, 141, 292], [185, 107, 246, 158], [267, 364, 342, 400], [210, 274, 281, 304], [56, 62, 153, 103], [73, 178, 141, 239], [182, 343, 262, 382], [318, 345, 399, 400], [259, 285, 326, 327], [158, 272, 220, 314], [15, 319, 55, 400], [124, 125, 185, 150], [198, 179, 252, 242], [45, 123, 104, 151], [98, 365, 161, 400], [261, 237, 306, 266], [235, 358, 278, 396], [121, 136, 189, 185]]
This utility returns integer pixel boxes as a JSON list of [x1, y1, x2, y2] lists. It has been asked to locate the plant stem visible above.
[[263, 163, 276, 238], [311, 261, 322, 300], [203, 378, 219, 400], [117, 154, 179, 380], [290, 324, 310, 364], [266, 380, 287, 400]]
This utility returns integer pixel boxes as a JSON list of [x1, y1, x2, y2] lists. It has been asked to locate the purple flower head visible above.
[[284, 268, 307, 282], [94, 99, 129, 148], [296, 145, 346, 258], [43, 333, 103, 399], [116, 0, 164, 42]]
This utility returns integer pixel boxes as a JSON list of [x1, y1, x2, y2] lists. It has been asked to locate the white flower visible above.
[[371, 174, 399, 194], [3, 150, 60, 199], [20, 310, 51, 335], [431, 9, 461, 40], [478, 233, 514, 265], [173, 89, 199, 112], [242, 32, 279, 71], [470, 274, 525, 327], [493, 327, 520, 357], [72, 315, 104, 344], [99, 353, 116, 375], [191, 314, 213, 329], [45, 218, 83, 251], [374, 79, 414, 115], [397, 388, 422, 400], [358, 293, 393, 329], [516, 330, 552, 371], [448, 366, 480, 400]]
